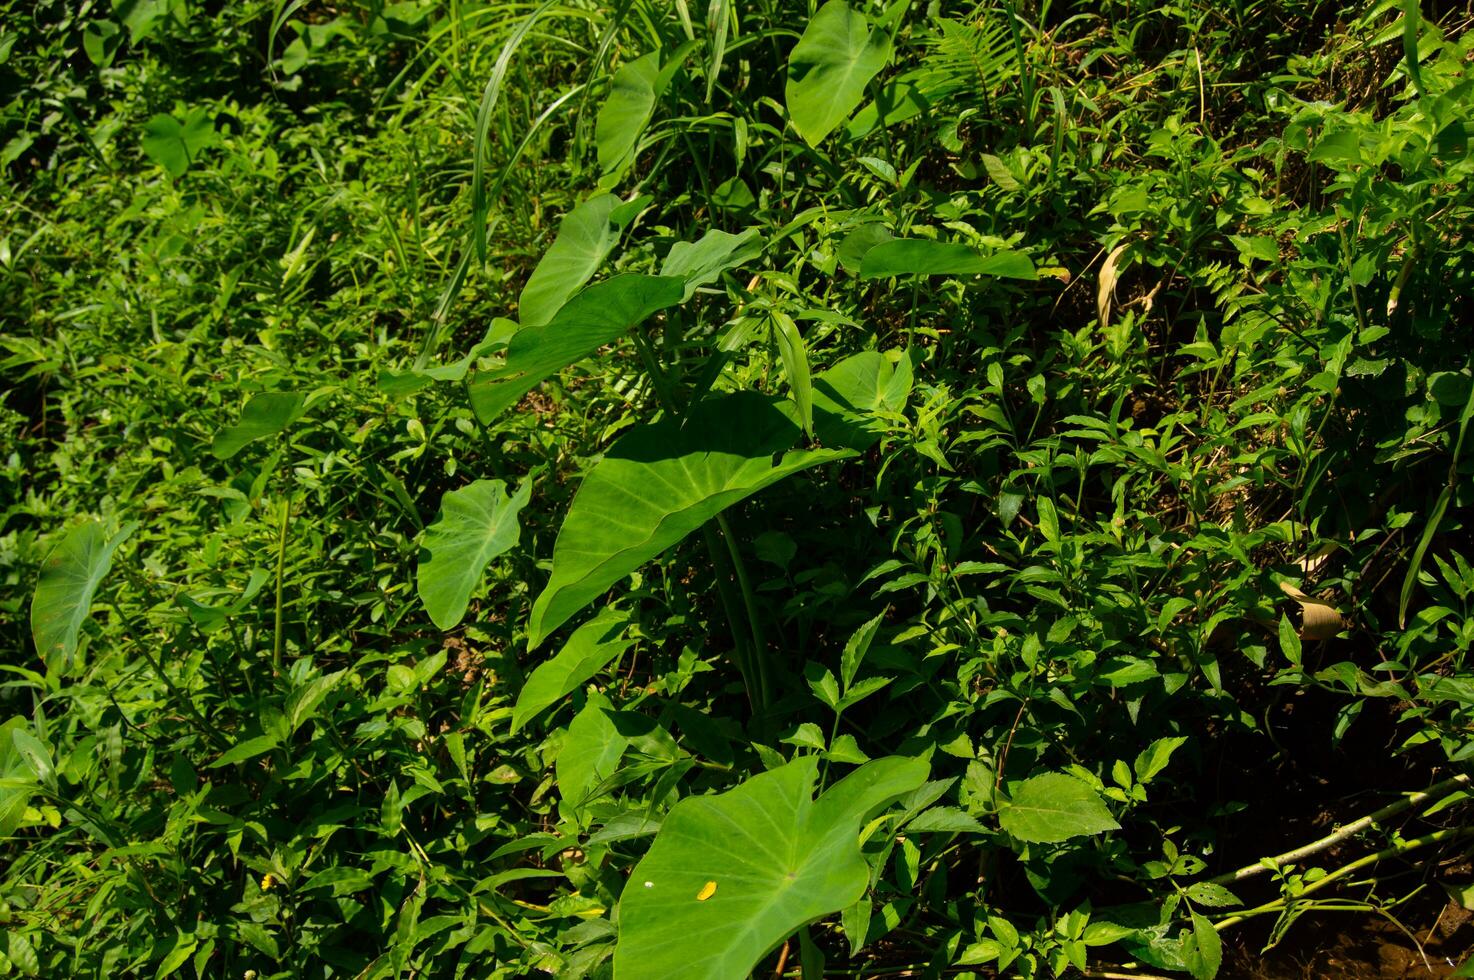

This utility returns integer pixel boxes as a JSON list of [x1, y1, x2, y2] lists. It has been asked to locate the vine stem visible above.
[[1209, 772, 1471, 884], [1213, 824, 1474, 931]]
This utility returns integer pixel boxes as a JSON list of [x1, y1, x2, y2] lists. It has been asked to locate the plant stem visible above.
[[1210, 772, 1472, 884], [272, 496, 291, 675], [1213, 825, 1474, 931], [716, 511, 770, 708]]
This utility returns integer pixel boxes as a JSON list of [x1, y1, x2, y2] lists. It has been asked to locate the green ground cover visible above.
[[2, 1, 1473, 976]]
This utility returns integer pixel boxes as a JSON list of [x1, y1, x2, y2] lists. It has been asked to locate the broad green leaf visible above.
[[859, 239, 1036, 280], [998, 771, 1120, 843], [837, 223, 892, 275], [469, 274, 684, 424], [660, 227, 764, 301], [615, 755, 928, 979], [785, 1, 893, 147], [30, 521, 136, 671], [812, 349, 913, 450], [597, 52, 661, 177], [519, 194, 640, 327], [770, 311, 813, 438], [512, 608, 632, 731], [377, 318, 518, 397], [557, 691, 628, 816], [211, 391, 305, 460], [526, 394, 854, 647], [140, 107, 215, 178], [417, 479, 531, 630]]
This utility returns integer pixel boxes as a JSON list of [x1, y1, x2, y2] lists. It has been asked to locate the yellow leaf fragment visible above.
[[696, 880, 717, 901]]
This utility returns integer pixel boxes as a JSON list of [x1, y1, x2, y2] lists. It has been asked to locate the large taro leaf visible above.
[[469, 274, 684, 425], [660, 227, 764, 301], [525, 393, 854, 647], [614, 755, 928, 979], [512, 607, 632, 732], [812, 349, 913, 450], [596, 52, 661, 178], [518, 194, 644, 327], [785, 1, 892, 147], [31, 521, 136, 671], [858, 238, 1035, 280], [211, 391, 306, 459], [416, 479, 531, 630]]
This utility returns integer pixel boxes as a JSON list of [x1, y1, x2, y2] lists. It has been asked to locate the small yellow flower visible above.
[[260, 874, 277, 892]]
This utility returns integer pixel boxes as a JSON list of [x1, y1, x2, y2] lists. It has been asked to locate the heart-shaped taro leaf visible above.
[[615, 755, 928, 979]]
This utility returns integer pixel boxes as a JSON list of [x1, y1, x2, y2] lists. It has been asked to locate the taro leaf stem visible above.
[[273, 496, 291, 675]]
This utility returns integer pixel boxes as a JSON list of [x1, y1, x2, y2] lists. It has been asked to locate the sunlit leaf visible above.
[[660, 227, 764, 301], [998, 772, 1119, 843], [211, 391, 305, 460], [615, 755, 928, 979], [785, 1, 892, 147], [470, 274, 684, 424], [512, 608, 632, 731], [526, 393, 853, 647], [519, 194, 642, 327], [417, 479, 531, 630], [30, 521, 136, 671], [859, 239, 1035, 280]]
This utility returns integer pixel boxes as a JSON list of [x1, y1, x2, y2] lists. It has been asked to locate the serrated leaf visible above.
[[512, 608, 632, 731], [469, 274, 684, 424], [211, 392, 305, 460], [785, 1, 892, 147], [615, 755, 927, 979], [30, 521, 136, 671], [526, 393, 853, 647], [841, 609, 886, 691], [999, 771, 1120, 843], [416, 479, 530, 629]]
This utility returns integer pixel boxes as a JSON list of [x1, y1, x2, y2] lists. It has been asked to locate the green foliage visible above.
[[615, 755, 927, 978], [4, 0, 1474, 977]]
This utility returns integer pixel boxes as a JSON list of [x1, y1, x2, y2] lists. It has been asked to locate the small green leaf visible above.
[[1187, 911, 1222, 980], [785, 1, 892, 147], [470, 274, 684, 424], [999, 771, 1120, 843], [859, 239, 1035, 280], [30, 521, 136, 671], [841, 609, 886, 691], [211, 392, 305, 460], [417, 479, 531, 629], [140, 107, 215, 178], [512, 608, 633, 731], [208, 734, 281, 768], [614, 755, 928, 979], [771, 311, 813, 438], [557, 692, 628, 815]]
